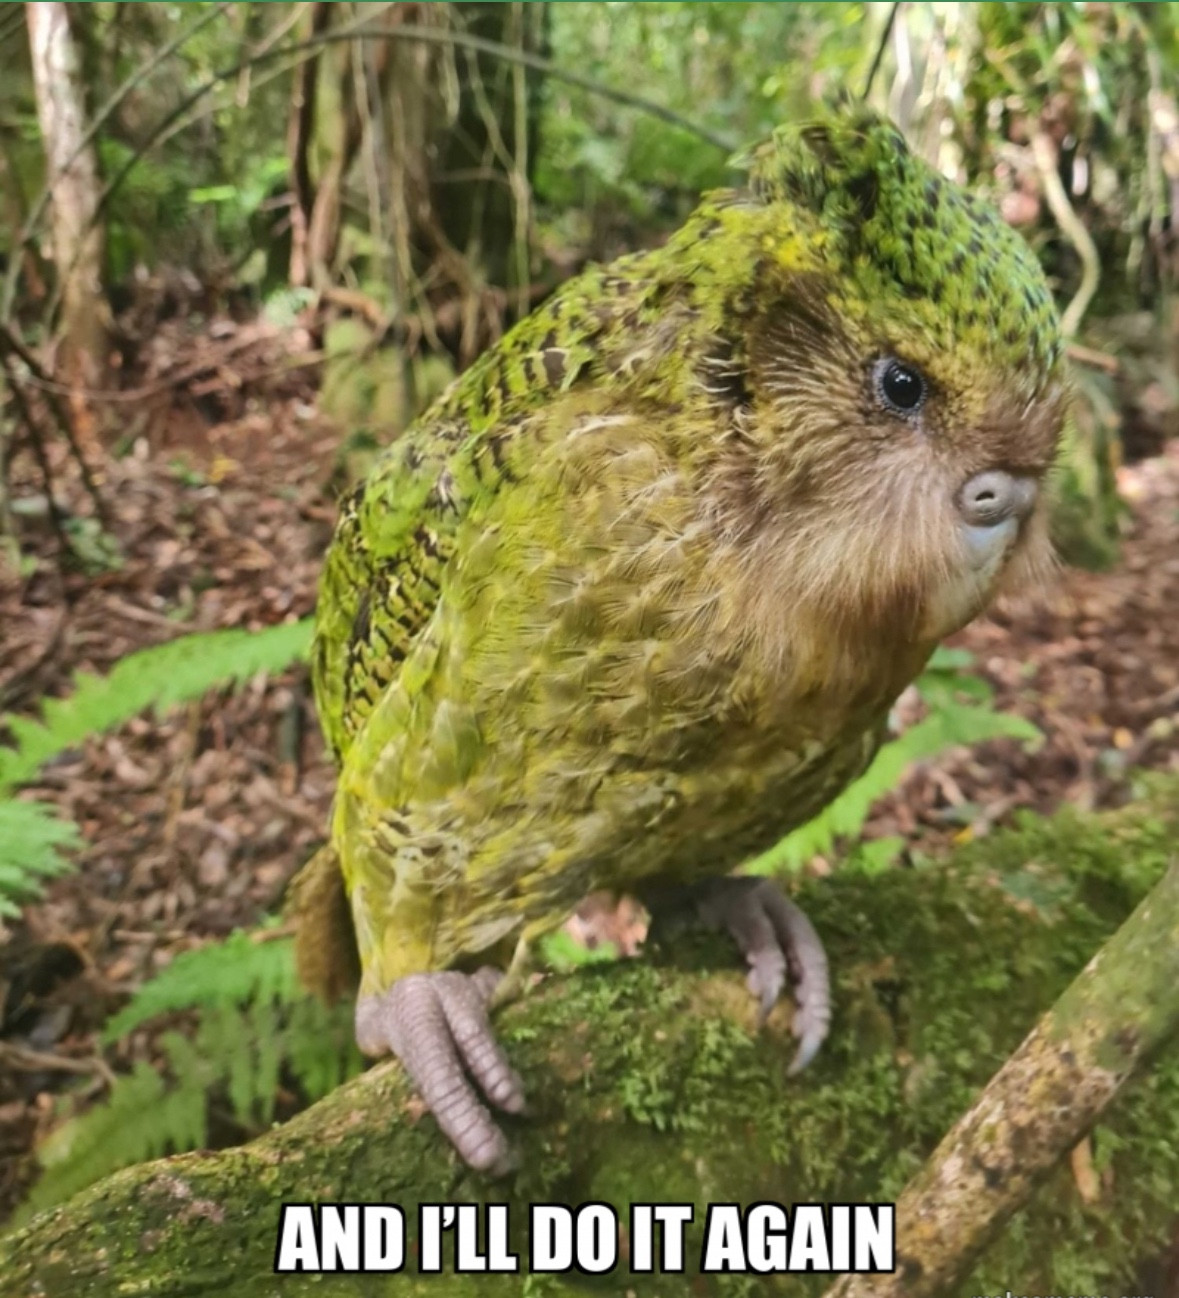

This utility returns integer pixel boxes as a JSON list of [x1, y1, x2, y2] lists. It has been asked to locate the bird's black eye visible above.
[[875, 358, 926, 415]]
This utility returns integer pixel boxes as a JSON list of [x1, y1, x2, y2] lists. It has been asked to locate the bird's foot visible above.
[[652, 877, 831, 1075], [355, 967, 525, 1175]]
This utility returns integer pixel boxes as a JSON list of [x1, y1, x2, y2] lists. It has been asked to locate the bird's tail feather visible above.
[[285, 844, 360, 1003]]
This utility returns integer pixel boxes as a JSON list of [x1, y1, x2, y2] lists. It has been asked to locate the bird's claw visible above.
[[690, 877, 831, 1075], [356, 968, 525, 1175]]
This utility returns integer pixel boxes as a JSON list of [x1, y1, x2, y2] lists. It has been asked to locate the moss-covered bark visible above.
[[828, 857, 1179, 1298], [4, 784, 1179, 1298]]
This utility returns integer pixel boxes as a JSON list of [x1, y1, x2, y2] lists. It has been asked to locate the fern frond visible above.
[[217, 998, 280, 1127], [0, 799, 82, 917], [27, 931, 364, 1214], [0, 619, 313, 793], [155, 1030, 215, 1152], [101, 928, 299, 1043], [286, 995, 365, 1099], [23, 1061, 171, 1216]]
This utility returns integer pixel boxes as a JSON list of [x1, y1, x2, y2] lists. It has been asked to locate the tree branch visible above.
[[0, 319, 107, 521], [1031, 130, 1101, 339]]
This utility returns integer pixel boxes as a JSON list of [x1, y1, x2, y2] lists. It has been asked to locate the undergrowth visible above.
[[20, 931, 361, 1218], [0, 617, 350, 1221]]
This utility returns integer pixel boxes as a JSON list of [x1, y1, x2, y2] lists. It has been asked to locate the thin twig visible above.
[[1030, 130, 1101, 338], [0, 1040, 116, 1089], [0, 322, 106, 520], [0, 352, 71, 561], [1065, 341, 1119, 374], [509, 3, 532, 323], [861, 2, 902, 102], [0, 8, 27, 48]]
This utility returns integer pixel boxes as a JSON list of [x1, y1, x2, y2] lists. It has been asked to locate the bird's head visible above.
[[691, 108, 1067, 680]]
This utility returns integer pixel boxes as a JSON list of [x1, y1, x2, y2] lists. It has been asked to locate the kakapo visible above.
[[297, 106, 1066, 1173]]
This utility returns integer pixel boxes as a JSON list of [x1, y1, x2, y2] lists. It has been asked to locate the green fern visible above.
[[0, 620, 313, 915], [285, 995, 363, 1099], [25, 931, 363, 1216], [0, 800, 82, 917], [25, 1061, 174, 1215], [0, 619, 313, 794], [100, 926, 299, 1042]]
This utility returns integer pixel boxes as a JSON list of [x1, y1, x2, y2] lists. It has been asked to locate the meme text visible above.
[[274, 1201, 894, 1276]]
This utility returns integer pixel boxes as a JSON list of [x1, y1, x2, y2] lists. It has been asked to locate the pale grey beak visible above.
[[922, 470, 1039, 639], [956, 470, 1038, 571]]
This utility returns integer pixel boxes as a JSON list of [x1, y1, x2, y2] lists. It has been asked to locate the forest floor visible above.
[[1, 312, 1178, 1221]]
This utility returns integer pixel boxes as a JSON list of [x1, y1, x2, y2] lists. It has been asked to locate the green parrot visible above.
[[299, 107, 1066, 1173]]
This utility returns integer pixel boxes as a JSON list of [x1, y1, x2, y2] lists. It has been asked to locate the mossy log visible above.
[[4, 786, 1179, 1298]]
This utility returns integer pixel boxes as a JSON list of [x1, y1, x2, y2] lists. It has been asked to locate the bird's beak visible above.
[[921, 470, 1038, 638]]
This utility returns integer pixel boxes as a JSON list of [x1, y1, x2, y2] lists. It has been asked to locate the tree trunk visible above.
[[434, 2, 548, 295], [304, 5, 373, 289], [25, 2, 110, 423], [5, 783, 1179, 1297], [297, 3, 547, 366], [286, 2, 333, 289]]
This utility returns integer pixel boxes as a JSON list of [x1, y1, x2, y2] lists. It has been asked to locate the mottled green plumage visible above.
[[744, 116, 1060, 373], [310, 108, 1065, 999]]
